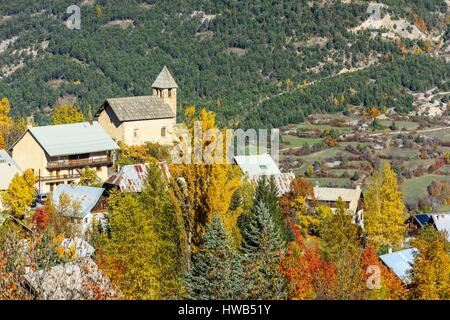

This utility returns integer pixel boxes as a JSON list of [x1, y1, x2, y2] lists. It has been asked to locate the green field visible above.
[[281, 135, 322, 148], [401, 174, 450, 204], [425, 128, 450, 142], [379, 120, 420, 131], [383, 148, 420, 158], [438, 165, 450, 174]]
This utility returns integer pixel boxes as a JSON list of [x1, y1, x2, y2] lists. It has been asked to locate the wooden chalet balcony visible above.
[[39, 173, 81, 182], [46, 156, 113, 170]]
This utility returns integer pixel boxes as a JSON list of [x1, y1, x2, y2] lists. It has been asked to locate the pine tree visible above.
[[250, 175, 288, 241], [185, 214, 246, 300], [241, 201, 287, 299]]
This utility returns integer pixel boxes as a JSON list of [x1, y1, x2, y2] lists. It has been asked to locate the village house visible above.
[[96, 66, 178, 146], [234, 154, 295, 196], [52, 184, 108, 238], [9, 122, 119, 194], [103, 162, 171, 194], [0, 149, 23, 211], [406, 212, 450, 241], [379, 248, 418, 284], [310, 186, 364, 226]]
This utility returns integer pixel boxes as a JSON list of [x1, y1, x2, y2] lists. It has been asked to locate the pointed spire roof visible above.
[[152, 66, 178, 89]]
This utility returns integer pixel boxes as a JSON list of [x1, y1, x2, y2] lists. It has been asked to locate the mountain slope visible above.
[[0, 0, 448, 127]]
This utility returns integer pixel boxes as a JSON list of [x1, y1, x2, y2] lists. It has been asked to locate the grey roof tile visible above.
[[152, 66, 178, 89], [104, 96, 175, 121]]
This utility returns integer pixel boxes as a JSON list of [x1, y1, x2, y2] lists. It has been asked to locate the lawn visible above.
[[401, 174, 450, 204], [379, 120, 420, 131], [383, 148, 420, 158], [281, 135, 322, 148], [438, 165, 450, 174], [426, 128, 450, 142], [329, 169, 359, 177]]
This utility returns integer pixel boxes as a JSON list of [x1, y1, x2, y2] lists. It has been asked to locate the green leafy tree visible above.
[[321, 198, 365, 299], [103, 164, 183, 299]]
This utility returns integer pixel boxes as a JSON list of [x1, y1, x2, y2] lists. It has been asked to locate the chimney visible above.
[[26, 115, 34, 129]]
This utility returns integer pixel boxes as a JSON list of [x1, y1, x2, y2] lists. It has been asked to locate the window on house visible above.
[[168, 89, 172, 97], [161, 127, 167, 137], [134, 128, 139, 139]]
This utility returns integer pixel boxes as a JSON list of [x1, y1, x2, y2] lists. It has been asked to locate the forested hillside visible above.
[[0, 0, 449, 126]]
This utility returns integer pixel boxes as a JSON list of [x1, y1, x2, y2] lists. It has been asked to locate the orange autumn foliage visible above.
[[360, 246, 408, 300], [280, 178, 314, 214], [279, 219, 337, 300]]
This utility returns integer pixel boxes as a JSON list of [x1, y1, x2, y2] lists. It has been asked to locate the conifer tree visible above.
[[241, 201, 287, 300], [249, 175, 288, 241], [185, 214, 246, 300]]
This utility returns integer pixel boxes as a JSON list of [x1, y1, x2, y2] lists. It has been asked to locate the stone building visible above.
[[96, 66, 178, 146]]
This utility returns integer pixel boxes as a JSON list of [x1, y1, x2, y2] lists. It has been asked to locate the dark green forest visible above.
[[0, 0, 448, 127]]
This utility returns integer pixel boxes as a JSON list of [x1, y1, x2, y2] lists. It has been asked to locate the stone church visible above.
[[96, 66, 178, 146]]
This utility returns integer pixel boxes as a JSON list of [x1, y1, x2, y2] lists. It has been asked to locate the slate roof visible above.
[[17, 122, 119, 157], [101, 96, 175, 122], [53, 185, 105, 218], [0, 149, 22, 190], [152, 66, 178, 89], [379, 248, 418, 284], [104, 162, 171, 193]]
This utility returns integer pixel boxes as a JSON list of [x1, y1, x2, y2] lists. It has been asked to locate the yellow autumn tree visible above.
[[51, 104, 84, 125], [0, 132, 5, 149], [364, 162, 406, 252], [1, 169, 37, 217], [0, 97, 14, 148], [169, 107, 242, 262], [409, 227, 450, 300]]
